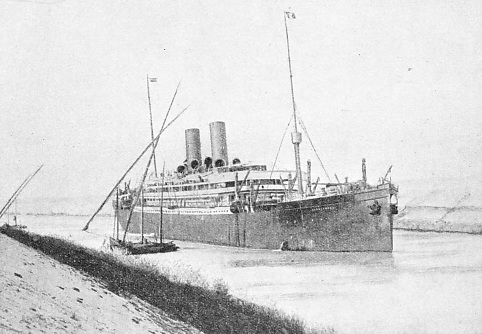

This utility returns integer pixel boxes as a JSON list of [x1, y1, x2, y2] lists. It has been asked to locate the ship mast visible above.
[[147, 75, 158, 177], [284, 11, 303, 197]]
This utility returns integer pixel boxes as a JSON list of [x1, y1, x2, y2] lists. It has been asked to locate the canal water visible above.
[[9, 214, 482, 333]]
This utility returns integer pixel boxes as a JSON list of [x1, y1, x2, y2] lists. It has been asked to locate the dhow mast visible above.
[[147, 75, 158, 177], [284, 11, 303, 197]]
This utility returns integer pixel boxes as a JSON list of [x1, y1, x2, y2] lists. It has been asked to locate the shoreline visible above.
[[0, 231, 201, 334], [0, 226, 324, 334], [394, 226, 482, 235]]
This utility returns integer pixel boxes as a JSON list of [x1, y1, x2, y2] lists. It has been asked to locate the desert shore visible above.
[[0, 233, 202, 334]]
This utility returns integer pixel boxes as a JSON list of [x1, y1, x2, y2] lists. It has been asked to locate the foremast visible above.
[[284, 11, 304, 197]]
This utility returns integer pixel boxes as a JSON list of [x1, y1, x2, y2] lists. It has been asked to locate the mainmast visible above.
[[284, 11, 303, 196], [147, 75, 158, 177]]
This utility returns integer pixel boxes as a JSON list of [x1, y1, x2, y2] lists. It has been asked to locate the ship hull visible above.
[[117, 184, 395, 252]]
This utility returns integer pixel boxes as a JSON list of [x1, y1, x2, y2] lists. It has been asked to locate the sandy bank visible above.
[[0, 233, 202, 334], [394, 177, 482, 234]]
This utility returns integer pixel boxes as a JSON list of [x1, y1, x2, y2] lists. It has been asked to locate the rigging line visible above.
[[123, 80, 184, 237], [82, 102, 189, 232], [297, 115, 332, 183], [0, 165, 44, 219], [0, 176, 30, 219], [253, 115, 293, 206], [269, 115, 293, 177], [123, 99, 186, 241]]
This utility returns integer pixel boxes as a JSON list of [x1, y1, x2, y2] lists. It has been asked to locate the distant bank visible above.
[[395, 177, 482, 234], [0, 195, 113, 217]]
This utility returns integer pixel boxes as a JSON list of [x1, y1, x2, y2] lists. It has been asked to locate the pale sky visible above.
[[1, 0, 481, 199]]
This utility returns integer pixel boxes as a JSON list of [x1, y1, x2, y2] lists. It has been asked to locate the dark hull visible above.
[[117, 184, 396, 252]]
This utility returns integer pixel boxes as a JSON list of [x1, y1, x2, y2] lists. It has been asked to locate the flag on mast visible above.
[[285, 11, 296, 19], [149, 77, 157, 83]]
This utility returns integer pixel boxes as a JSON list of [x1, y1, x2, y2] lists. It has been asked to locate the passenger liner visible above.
[[113, 12, 398, 251], [115, 121, 399, 251]]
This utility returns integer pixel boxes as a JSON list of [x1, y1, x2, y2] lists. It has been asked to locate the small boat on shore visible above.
[[108, 237, 178, 255], [108, 175, 178, 255]]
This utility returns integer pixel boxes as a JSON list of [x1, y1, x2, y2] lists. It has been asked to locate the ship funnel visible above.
[[185, 128, 202, 172], [209, 121, 228, 168]]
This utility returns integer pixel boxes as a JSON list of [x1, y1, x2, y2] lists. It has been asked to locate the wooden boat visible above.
[[108, 164, 178, 255], [108, 237, 178, 255]]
